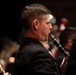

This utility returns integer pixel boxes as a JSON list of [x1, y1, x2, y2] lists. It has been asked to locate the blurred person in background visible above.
[[0, 36, 19, 75], [55, 27, 76, 75], [64, 28, 76, 75]]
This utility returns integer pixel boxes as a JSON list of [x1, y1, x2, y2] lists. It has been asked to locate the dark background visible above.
[[0, 0, 76, 42]]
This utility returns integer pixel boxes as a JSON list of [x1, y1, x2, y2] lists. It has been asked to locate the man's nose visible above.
[[49, 23, 52, 29]]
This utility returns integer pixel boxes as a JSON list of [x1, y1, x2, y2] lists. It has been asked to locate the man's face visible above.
[[38, 14, 52, 41]]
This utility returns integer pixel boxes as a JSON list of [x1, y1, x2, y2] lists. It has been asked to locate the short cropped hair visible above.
[[59, 28, 76, 47], [21, 4, 51, 31]]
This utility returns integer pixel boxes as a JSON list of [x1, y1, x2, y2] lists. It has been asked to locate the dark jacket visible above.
[[14, 37, 62, 75], [65, 39, 76, 75]]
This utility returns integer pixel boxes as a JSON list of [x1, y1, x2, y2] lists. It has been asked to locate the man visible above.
[[59, 27, 76, 51], [14, 4, 62, 75], [60, 27, 76, 75], [55, 27, 76, 74]]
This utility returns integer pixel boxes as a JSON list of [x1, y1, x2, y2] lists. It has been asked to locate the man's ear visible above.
[[32, 19, 39, 30], [68, 39, 73, 46]]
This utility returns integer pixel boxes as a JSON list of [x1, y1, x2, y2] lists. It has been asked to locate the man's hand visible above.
[[60, 57, 68, 71], [0, 64, 11, 75]]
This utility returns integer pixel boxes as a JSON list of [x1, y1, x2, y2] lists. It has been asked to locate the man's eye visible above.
[[47, 22, 51, 25]]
